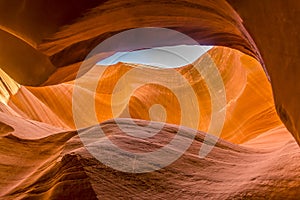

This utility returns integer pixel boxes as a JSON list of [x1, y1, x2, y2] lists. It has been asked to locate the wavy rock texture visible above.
[[1, 0, 299, 147], [0, 45, 299, 199], [0, 0, 257, 86], [4, 46, 280, 144], [0, 119, 299, 199], [0, 0, 300, 199], [227, 0, 300, 147]]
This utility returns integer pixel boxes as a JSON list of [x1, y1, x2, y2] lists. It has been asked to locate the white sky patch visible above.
[[97, 45, 213, 68]]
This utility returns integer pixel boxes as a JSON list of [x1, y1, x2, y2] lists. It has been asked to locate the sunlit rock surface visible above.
[[0, 0, 300, 199], [1, 0, 299, 146], [0, 45, 299, 198], [4, 47, 281, 144]]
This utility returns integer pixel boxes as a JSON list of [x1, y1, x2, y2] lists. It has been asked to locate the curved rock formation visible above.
[[1, 0, 299, 147], [3, 46, 281, 144], [0, 0, 299, 199], [228, 0, 300, 147], [1, 119, 299, 199], [1, 44, 298, 198], [0, 0, 258, 86]]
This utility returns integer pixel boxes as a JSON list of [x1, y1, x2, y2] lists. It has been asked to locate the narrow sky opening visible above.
[[97, 45, 213, 68]]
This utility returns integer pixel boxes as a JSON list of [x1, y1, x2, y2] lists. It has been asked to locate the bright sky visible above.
[[97, 45, 213, 68]]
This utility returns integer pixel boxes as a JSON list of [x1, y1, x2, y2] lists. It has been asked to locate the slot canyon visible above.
[[0, 0, 300, 199]]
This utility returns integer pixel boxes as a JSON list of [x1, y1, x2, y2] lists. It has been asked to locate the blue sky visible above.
[[97, 45, 213, 68]]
